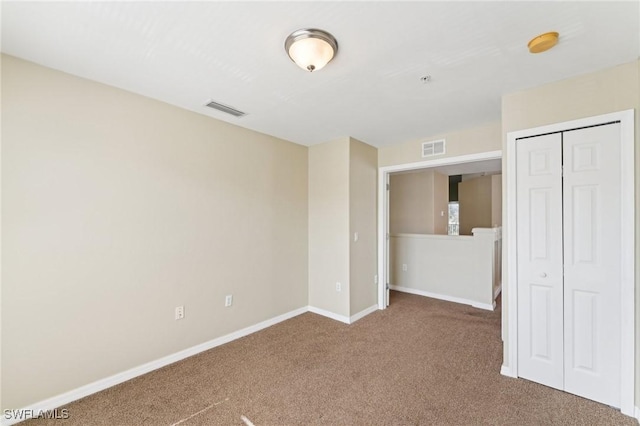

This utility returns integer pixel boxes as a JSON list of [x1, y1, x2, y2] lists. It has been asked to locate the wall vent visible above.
[[204, 99, 246, 117], [422, 139, 445, 158]]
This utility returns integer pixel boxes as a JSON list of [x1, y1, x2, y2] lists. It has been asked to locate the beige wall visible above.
[[389, 171, 434, 234], [491, 174, 502, 227], [433, 172, 449, 235], [349, 138, 378, 315], [389, 170, 448, 235], [378, 121, 501, 167], [1, 55, 309, 409], [309, 137, 379, 319], [500, 59, 640, 406], [390, 230, 499, 308], [458, 175, 493, 235], [308, 138, 350, 318]]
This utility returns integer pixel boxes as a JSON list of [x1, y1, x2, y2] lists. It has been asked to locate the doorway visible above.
[[377, 150, 502, 308]]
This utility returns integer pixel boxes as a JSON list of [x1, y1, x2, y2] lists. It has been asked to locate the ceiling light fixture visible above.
[[285, 28, 338, 72], [528, 31, 559, 54]]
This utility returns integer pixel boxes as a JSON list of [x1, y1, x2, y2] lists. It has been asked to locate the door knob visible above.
[[540, 272, 547, 278]]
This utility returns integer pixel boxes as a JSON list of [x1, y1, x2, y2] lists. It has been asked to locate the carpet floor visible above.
[[24, 291, 634, 425]]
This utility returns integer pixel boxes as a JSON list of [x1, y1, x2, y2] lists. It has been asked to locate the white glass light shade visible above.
[[288, 37, 334, 72], [285, 29, 338, 72]]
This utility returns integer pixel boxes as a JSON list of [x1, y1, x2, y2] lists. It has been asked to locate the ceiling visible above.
[[2, 2, 638, 148]]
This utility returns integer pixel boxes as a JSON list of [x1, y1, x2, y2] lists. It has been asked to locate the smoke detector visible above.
[[528, 31, 559, 54]]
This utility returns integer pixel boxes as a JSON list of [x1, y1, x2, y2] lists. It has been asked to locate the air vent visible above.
[[422, 139, 445, 158], [204, 100, 246, 117]]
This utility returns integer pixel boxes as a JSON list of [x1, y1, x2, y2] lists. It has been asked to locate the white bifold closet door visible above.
[[516, 123, 622, 408]]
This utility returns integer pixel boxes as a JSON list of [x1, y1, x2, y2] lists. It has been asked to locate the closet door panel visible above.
[[563, 123, 621, 407], [516, 133, 564, 390]]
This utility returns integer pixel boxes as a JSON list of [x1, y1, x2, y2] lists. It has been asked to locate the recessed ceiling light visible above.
[[528, 31, 559, 54]]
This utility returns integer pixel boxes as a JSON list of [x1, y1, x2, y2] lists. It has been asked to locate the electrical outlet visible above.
[[225, 295, 233, 307], [175, 306, 184, 320], [336, 282, 341, 292], [353, 232, 359, 242], [402, 264, 408, 272]]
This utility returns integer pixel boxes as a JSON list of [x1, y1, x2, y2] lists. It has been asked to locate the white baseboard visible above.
[[493, 284, 502, 300], [634, 406, 640, 423], [500, 364, 516, 378], [350, 304, 378, 324], [3, 302, 383, 425], [307, 304, 378, 325], [390, 285, 494, 311], [1, 306, 308, 426], [308, 306, 350, 324]]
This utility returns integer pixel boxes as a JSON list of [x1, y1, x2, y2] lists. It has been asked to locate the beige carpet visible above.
[[23, 291, 634, 425]]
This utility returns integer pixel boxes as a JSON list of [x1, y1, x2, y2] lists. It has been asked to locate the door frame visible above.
[[504, 109, 635, 416], [376, 150, 503, 309]]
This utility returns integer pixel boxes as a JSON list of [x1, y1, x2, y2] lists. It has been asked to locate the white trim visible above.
[[308, 306, 350, 324], [493, 284, 502, 301], [505, 109, 635, 417], [618, 109, 635, 417], [349, 304, 379, 323], [390, 285, 494, 311], [506, 120, 519, 381], [500, 365, 516, 378], [377, 150, 503, 310], [381, 150, 503, 174], [634, 406, 640, 423], [0, 306, 308, 426], [377, 170, 388, 309]]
